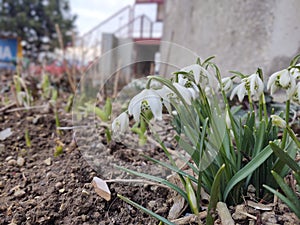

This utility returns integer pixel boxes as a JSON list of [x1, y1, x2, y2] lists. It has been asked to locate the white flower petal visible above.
[[156, 86, 173, 113], [267, 72, 278, 90], [173, 83, 192, 105], [221, 77, 233, 92], [230, 83, 246, 102], [279, 69, 290, 87], [181, 64, 202, 84], [286, 77, 296, 100], [230, 85, 238, 100], [112, 112, 129, 134], [177, 74, 187, 85], [128, 89, 162, 122], [236, 83, 246, 102], [147, 96, 163, 120]]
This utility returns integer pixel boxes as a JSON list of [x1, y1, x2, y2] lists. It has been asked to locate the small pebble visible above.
[[59, 188, 65, 193], [17, 157, 25, 167], [82, 189, 89, 195], [44, 157, 52, 166], [81, 215, 87, 222], [8, 159, 17, 166], [5, 156, 13, 161], [14, 189, 26, 198], [0, 181, 4, 188], [55, 182, 63, 189]]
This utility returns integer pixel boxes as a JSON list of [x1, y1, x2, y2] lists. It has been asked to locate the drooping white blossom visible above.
[[180, 64, 216, 88], [220, 77, 233, 92], [155, 86, 173, 113], [248, 73, 264, 98], [290, 63, 300, 80], [270, 115, 287, 129], [230, 82, 247, 102], [267, 69, 296, 100], [230, 73, 264, 102], [112, 112, 129, 135], [128, 89, 163, 122]]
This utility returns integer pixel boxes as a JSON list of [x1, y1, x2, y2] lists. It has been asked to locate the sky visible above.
[[70, 0, 157, 36]]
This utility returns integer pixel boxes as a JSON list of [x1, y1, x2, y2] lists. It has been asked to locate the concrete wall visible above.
[[161, 0, 300, 77]]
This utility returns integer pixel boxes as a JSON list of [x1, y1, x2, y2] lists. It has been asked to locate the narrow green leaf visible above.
[[223, 145, 273, 200], [290, 53, 300, 66], [104, 97, 112, 118], [270, 142, 300, 172], [94, 107, 108, 121], [202, 56, 215, 65], [263, 185, 300, 218], [142, 155, 198, 183], [206, 164, 226, 225], [115, 165, 188, 201], [118, 194, 176, 225], [271, 170, 300, 210]]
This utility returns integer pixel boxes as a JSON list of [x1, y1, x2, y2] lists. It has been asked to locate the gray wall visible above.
[[161, 0, 300, 77]]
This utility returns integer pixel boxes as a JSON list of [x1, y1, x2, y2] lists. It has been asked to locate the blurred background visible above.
[[0, 0, 299, 95]]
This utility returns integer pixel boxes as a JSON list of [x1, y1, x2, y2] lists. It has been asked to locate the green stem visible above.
[[281, 100, 290, 149], [247, 90, 254, 112], [287, 126, 300, 148], [262, 93, 268, 124]]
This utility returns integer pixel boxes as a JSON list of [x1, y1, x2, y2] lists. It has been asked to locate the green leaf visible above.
[[270, 142, 300, 172], [142, 155, 198, 183], [271, 170, 300, 210], [223, 145, 273, 200], [263, 184, 300, 218], [206, 164, 226, 225], [104, 98, 112, 118], [290, 53, 300, 66], [202, 56, 215, 65], [94, 107, 109, 121], [185, 177, 199, 214], [118, 194, 176, 225], [115, 165, 188, 201]]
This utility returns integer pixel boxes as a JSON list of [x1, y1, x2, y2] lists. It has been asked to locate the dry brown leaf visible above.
[[92, 177, 111, 201]]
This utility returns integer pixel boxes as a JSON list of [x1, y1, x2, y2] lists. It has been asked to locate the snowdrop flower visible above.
[[220, 77, 233, 92], [180, 64, 202, 84], [175, 74, 199, 101], [290, 63, 300, 80], [128, 89, 162, 122], [230, 82, 246, 102], [173, 82, 194, 105], [248, 73, 264, 98], [291, 82, 300, 104], [271, 115, 286, 129], [180, 64, 215, 87], [112, 112, 129, 135], [156, 86, 173, 113], [267, 69, 296, 99], [230, 73, 263, 102]]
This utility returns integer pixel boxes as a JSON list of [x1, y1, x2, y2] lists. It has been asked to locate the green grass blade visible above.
[[270, 142, 300, 172], [115, 165, 188, 201], [118, 194, 176, 225], [263, 185, 300, 218], [271, 170, 300, 210], [223, 145, 273, 200], [142, 155, 198, 183], [206, 164, 226, 225]]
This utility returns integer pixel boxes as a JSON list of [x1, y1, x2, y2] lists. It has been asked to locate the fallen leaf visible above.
[[92, 177, 111, 201], [247, 200, 273, 211]]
